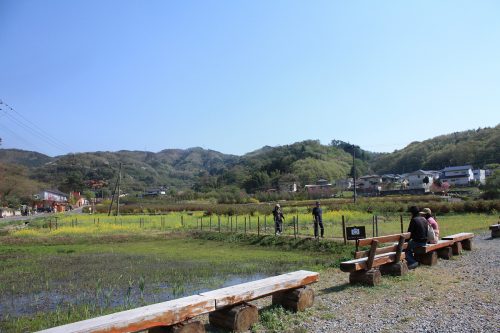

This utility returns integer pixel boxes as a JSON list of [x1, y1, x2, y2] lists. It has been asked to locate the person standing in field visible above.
[[272, 204, 285, 235], [312, 201, 324, 238], [406, 205, 428, 269]]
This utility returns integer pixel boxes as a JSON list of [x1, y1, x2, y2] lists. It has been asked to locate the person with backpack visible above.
[[312, 201, 324, 238], [422, 207, 439, 243], [406, 205, 428, 269], [272, 204, 285, 235]]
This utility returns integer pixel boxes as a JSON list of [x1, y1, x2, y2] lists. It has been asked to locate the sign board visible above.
[[346, 226, 366, 240]]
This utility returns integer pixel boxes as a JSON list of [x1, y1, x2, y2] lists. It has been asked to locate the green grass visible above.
[[0, 235, 334, 332]]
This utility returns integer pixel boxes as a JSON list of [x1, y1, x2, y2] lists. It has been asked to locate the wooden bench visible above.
[[36, 270, 319, 333], [490, 224, 500, 238], [442, 232, 474, 255], [340, 233, 410, 286], [414, 239, 454, 265]]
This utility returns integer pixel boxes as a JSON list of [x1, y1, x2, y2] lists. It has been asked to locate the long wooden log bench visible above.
[[36, 270, 319, 333], [340, 232, 410, 286], [490, 224, 500, 238], [414, 232, 474, 266]]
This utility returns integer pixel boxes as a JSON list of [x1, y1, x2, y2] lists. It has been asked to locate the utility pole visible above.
[[351, 145, 359, 204], [107, 163, 122, 216], [116, 163, 122, 216]]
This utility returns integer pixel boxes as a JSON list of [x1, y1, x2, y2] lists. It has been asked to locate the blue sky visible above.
[[0, 0, 499, 157]]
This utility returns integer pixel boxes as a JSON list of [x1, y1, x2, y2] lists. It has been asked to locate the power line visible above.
[[0, 100, 73, 154]]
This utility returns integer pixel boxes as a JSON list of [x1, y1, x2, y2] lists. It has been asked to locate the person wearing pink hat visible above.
[[422, 207, 439, 242]]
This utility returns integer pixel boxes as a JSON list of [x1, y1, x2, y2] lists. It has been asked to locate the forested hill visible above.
[[370, 125, 500, 174], [0, 125, 498, 200], [0, 141, 371, 195]]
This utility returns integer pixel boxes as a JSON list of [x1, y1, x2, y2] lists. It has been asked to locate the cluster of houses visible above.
[[303, 165, 489, 197], [0, 189, 89, 218]]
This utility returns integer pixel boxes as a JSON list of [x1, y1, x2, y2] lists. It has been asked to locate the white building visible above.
[[407, 170, 435, 191], [36, 189, 68, 202], [473, 169, 486, 185], [441, 165, 474, 187]]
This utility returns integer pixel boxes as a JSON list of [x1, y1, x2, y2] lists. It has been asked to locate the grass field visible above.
[[0, 210, 496, 332]]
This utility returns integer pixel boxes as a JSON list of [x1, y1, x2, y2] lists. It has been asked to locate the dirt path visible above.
[[291, 232, 499, 333]]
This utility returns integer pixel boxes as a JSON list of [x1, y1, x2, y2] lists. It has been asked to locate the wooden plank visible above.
[[36, 295, 215, 333], [489, 224, 500, 230], [442, 233, 474, 242], [200, 270, 319, 308], [358, 232, 411, 246], [354, 242, 408, 259], [414, 240, 454, 254], [340, 252, 406, 273]]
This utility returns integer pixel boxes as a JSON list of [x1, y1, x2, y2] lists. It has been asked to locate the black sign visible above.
[[346, 226, 366, 240]]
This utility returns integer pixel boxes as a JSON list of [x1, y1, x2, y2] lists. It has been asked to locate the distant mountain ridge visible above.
[[0, 125, 498, 197]]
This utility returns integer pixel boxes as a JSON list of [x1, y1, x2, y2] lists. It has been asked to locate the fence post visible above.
[[55, 217, 58, 229], [230, 216, 233, 232], [49, 219, 52, 231], [372, 215, 375, 237], [342, 215, 346, 245], [218, 215, 221, 233], [244, 217, 247, 234], [293, 216, 297, 239], [248, 216, 251, 230], [236, 215, 238, 232], [209, 216, 212, 231], [258, 216, 260, 236], [375, 215, 379, 237], [400, 215, 404, 233], [264, 215, 267, 232], [181, 215, 184, 228]]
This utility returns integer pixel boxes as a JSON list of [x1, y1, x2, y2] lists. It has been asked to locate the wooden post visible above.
[[394, 235, 405, 263], [230, 216, 233, 232], [181, 215, 184, 227], [236, 215, 238, 232], [244, 217, 247, 234], [366, 240, 379, 270], [258, 216, 260, 236], [218, 215, 221, 233], [209, 216, 212, 231], [264, 215, 267, 232], [272, 286, 315, 312], [49, 219, 52, 231], [209, 303, 258, 332], [342, 215, 346, 245], [372, 215, 375, 237], [293, 216, 297, 239], [400, 215, 404, 233], [200, 217, 203, 231], [375, 215, 379, 237], [248, 216, 251, 230]]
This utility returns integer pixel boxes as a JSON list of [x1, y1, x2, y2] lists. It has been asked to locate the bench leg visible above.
[[209, 303, 258, 333], [379, 261, 408, 276], [462, 239, 472, 251], [451, 241, 463, 255], [415, 252, 438, 266], [492, 229, 500, 238], [149, 321, 205, 333], [349, 269, 381, 286], [272, 286, 315, 312], [437, 246, 453, 260]]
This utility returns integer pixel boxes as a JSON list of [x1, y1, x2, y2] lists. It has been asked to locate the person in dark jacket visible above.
[[406, 205, 428, 269], [312, 201, 324, 238], [272, 204, 285, 235]]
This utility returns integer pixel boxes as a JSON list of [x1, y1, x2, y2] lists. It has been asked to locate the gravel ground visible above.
[[295, 232, 500, 333]]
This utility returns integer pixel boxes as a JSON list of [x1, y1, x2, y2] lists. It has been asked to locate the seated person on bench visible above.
[[422, 207, 439, 242], [406, 205, 428, 269]]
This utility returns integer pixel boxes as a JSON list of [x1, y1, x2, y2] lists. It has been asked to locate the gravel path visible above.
[[295, 232, 499, 333]]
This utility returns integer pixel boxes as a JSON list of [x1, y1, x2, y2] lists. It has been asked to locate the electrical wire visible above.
[[0, 100, 72, 154]]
